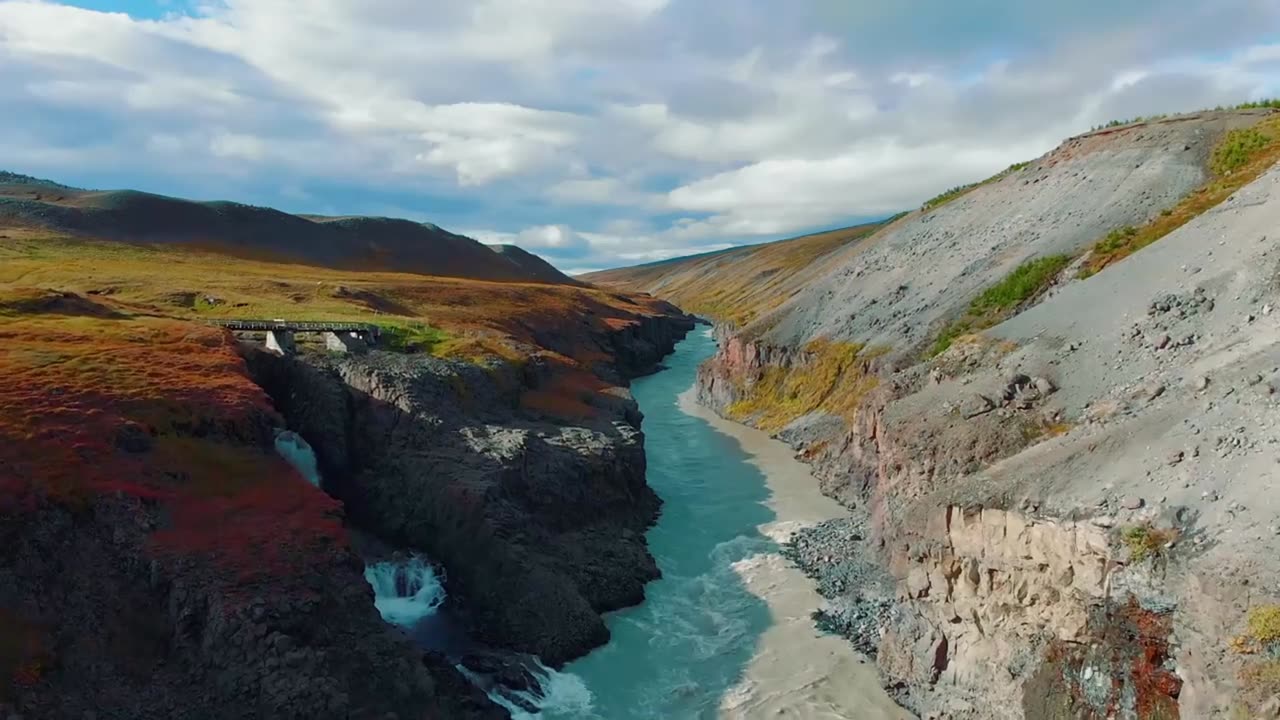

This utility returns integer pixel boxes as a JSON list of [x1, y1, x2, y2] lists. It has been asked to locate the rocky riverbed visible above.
[[781, 518, 895, 659]]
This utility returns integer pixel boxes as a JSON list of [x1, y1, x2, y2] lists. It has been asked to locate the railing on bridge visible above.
[[209, 319, 381, 355], [209, 319, 381, 336]]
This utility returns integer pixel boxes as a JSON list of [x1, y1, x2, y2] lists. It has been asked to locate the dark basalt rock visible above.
[[245, 312, 694, 665]]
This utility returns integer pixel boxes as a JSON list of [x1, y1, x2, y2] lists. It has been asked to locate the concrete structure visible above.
[[323, 330, 369, 354], [211, 320, 380, 356], [265, 329, 297, 355]]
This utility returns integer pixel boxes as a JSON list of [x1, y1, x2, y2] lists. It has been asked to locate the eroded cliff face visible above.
[[677, 111, 1280, 719], [248, 312, 695, 665], [695, 334, 1202, 719], [880, 506, 1186, 720]]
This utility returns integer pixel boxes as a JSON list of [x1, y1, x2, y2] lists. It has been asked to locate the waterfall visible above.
[[274, 430, 322, 487], [364, 555, 446, 628], [461, 659, 595, 720]]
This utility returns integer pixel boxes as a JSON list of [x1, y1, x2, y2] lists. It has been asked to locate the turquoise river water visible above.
[[360, 329, 909, 720], [549, 329, 775, 717]]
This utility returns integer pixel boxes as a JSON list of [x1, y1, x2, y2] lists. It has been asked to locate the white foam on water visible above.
[[470, 659, 596, 720], [274, 430, 322, 487], [758, 518, 818, 545], [363, 555, 446, 628]]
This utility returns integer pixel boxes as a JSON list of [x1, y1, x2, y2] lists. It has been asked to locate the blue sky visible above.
[[2, 1, 1278, 273]]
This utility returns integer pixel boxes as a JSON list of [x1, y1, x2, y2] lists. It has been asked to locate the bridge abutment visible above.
[[323, 331, 369, 354], [214, 320, 378, 355], [265, 329, 297, 356]]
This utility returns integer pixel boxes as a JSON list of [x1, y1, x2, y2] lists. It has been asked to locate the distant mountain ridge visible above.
[[584, 221, 888, 326], [0, 171, 579, 285]]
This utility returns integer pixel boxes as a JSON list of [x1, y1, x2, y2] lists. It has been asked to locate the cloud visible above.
[[1, 0, 1278, 270]]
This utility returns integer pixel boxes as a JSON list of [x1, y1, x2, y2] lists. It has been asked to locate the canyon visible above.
[[4, 105, 1280, 720], [592, 107, 1280, 719]]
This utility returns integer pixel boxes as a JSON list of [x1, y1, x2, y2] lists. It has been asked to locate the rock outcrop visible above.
[[1, 497, 504, 720], [247, 311, 695, 664]]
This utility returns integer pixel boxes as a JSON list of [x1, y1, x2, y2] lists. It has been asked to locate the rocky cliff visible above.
[[0, 311, 504, 720], [247, 312, 695, 665], [0, 208, 695, 717], [602, 108, 1280, 719]]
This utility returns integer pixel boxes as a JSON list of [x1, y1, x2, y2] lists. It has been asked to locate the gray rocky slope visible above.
[[672, 109, 1280, 719], [759, 110, 1268, 353]]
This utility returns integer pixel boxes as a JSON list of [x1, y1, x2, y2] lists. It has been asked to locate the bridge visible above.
[[210, 319, 381, 355]]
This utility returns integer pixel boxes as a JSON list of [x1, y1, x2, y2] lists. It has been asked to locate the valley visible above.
[[3, 105, 1280, 720]]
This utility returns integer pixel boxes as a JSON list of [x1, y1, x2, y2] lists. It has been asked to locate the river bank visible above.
[[679, 388, 911, 720], [543, 329, 909, 719]]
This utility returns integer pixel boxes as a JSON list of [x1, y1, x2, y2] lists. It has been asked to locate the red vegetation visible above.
[[1032, 596, 1181, 719], [520, 355, 610, 420], [1120, 599, 1182, 718], [0, 294, 348, 593]]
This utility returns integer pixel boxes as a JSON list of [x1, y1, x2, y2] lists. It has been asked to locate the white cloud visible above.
[[1, 0, 1278, 271], [210, 131, 265, 161], [545, 176, 665, 207]]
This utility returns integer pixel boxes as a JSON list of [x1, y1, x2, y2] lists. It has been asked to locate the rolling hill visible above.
[[0, 172, 578, 285]]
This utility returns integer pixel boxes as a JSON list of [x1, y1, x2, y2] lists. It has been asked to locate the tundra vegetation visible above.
[[1120, 523, 1179, 563], [1080, 114, 1280, 276], [0, 227, 684, 575], [928, 254, 1072, 357], [1235, 605, 1280, 713], [587, 221, 885, 328], [727, 338, 885, 432], [927, 111, 1280, 357]]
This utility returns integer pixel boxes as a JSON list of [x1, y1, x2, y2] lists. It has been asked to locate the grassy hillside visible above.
[[585, 221, 889, 326], [0, 173, 576, 285], [0, 227, 669, 365]]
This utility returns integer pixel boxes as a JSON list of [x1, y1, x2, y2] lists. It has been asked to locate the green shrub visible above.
[[1248, 605, 1280, 648], [1122, 523, 1176, 563], [928, 319, 973, 358], [1095, 226, 1139, 255], [922, 162, 1032, 212], [922, 183, 979, 211], [1212, 127, 1275, 175], [926, 255, 1071, 358], [969, 255, 1072, 316], [379, 322, 447, 354], [1236, 99, 1280, 110]]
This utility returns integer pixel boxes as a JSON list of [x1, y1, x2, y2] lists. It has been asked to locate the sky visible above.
[[2, 1, 1279, 274]]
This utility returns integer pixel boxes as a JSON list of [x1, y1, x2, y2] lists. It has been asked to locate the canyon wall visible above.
[[0, 282, 692, 718], [627, 109, 1280, 719], [248, 312, 696, 665]]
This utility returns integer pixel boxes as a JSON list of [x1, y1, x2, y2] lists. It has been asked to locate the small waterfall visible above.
[[460, 658, 595, 720], [364, 555, 446, 628], [274, 430, 322, 487]]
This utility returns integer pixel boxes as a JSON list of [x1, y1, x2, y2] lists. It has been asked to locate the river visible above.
[[360, 328, 910, 719], [541, 328, 910, 720]]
